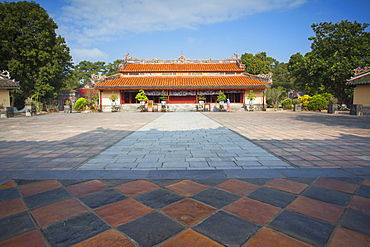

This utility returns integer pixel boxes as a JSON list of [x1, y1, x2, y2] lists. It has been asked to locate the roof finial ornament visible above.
[[0, 70, 10, 80]]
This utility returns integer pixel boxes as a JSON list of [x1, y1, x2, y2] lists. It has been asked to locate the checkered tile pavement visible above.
[[1, 177, 369, 246]]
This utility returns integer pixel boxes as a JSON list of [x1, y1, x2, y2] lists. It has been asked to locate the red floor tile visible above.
[[313, 178, 358, 193], [115, 180, 159, 197], [215, 179, 259, 196], [287, 196, 345, 224], [66, 180, 108, 197], [166, 180, 209, 196], [0, 230, 46, 247], [160, 229, 223, 247], [224, 197, 281, 225], [247, 228, 312, 247], [0, 198, 27, 219], [18, 180, 62, 196], [265, 178, 308, 194], [349, 196, 370, 214], [31, 198, 89, 227], [0, 180, 16, 190], [72, 229, 135, 247], [330, 227, 370, 247], [95, 198, 153, 227], [162, 198, 216, 225]]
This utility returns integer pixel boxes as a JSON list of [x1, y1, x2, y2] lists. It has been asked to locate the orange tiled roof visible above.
[[96, 76, 268, 90], [120, 63, 244, 72]]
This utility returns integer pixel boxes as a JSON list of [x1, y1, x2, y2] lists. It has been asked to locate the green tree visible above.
[[241, 52, 271, 74], [288, 20, 370, 103], [0, 1, 72, 107], [104, 59, 121, 76], [266, 86, 286, 107]]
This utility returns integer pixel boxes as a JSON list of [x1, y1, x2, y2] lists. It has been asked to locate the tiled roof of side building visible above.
[[346, 69, 370, 86], [120, 63, 244, 73], [0, 79, 20, 89], [96, 76, 269, 90]]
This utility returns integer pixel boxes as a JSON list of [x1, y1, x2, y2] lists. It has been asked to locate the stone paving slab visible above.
[[206, 111, 370, 169], [1, 175, 369, 246], [78, 113, 293, 170]]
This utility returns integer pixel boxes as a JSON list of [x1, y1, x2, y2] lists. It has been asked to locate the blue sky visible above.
[[9, 0, 370, 65]]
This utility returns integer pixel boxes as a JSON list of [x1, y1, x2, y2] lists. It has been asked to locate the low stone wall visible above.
[[101, 103, 260, 112]]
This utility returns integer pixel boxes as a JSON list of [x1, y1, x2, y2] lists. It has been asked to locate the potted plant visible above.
[[109, 92, 119, 112], [198, 93, 206, 105], [247, 90, 256, 105], [135, 90, 149, 111], [328, 96, 338, 114], [160, 90, 168, 105], [217, 90, 227, 111], [64, 99, 72, 113], [292, 98, 301, 111], [246, 90, 256, 111], [24, 97, 36, 116]]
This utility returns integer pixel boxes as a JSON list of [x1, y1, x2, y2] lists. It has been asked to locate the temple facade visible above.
[[94, 54, 272, 111]]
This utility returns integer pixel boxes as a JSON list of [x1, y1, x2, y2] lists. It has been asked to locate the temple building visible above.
[[94, 54, 272, 111]]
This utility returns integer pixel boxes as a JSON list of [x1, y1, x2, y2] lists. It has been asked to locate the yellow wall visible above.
[[0, 90, 10, 107], [354, 85, 370, 106], [101, 90, 120, 106], [244, 89, 265, 105]]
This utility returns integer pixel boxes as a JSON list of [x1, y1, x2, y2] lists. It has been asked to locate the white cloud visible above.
[[58, 0, 306, 46], [71, 48, 109, 62]]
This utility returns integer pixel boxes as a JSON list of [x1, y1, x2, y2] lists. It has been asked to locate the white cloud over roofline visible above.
[[57, 0, 306, 46], [71, 48, 109, 62]]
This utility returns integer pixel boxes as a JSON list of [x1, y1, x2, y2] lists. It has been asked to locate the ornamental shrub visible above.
[[307, 95, 327, 111], [298, 95, 311, 110], [292, 98, 301, 105], [74, 97, 88, 111], [282, 98, 293, 109]]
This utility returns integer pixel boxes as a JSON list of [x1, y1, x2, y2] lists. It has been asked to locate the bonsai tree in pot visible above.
[[64, 99, 72, 113], [24, 97, 36, 116], [217, 90, 227, 111], [160, 90, 168, 105], [109, 92, 119, 112], [328, 96, 338, 114], [247, 90, 256, 105], [198, 93, 206, 104], [135, 90, 148, 112]]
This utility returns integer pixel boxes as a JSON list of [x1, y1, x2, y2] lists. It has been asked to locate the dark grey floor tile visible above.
[[78, 188, 127, 209], [118, 212, 184, 247], [248, 187, 297, 208], [279, 168, 355, 178], [342, 167, 370, 176], [302, 186, 352, 206], [177, 170, 226, 179], [0, 187, 20, 202], [23, 187, 73, 210], [58, 179, 89, 186], [225, 169, 285, 178], [14, 179, 43, 186], [193, 211, 260, 246], [356, 185, 370, 199], [341, 209, 370, 236], [0, 212, 36, 241], [269, 210, 334, 247], [238, 178, 271, 185], [135, 189, 185, 209], [43, 212, 110, 247], [147, 170, 180, 179], [191, 188, 241, 209]]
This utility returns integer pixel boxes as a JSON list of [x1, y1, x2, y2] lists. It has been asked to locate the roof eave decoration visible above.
[[0, 70, 20, 89], [118, 53, 245, 70], [346, 67, 370, 86]]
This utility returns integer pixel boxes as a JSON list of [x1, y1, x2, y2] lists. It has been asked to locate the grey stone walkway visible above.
[[78, 113, 293, 170]]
